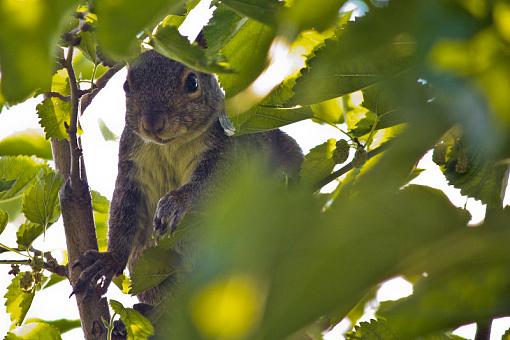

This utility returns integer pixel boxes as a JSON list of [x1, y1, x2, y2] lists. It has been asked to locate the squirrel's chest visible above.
[[132, 141, 207, 208]]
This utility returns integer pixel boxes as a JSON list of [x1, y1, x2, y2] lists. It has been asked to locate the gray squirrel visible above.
[[73, 50, 303, 307]]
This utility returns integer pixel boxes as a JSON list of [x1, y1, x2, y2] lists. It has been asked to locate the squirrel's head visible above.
[[124, 50, 223, 145]]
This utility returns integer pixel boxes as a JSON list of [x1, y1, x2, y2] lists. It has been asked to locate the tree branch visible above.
[[45, 92, 70, 102], [314, 141, 393, 191], [475, 320, 492, 340], [80, 63, 123, 114], [51, 46, 110, 340]]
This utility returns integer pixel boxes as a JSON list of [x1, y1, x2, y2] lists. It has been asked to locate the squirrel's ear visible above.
[[195, 31, 208, 49]]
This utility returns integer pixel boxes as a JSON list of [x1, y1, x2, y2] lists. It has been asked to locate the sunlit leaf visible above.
[[0, 156, 48, 201], [91, 190, 109, 252], [22, 170, 63, 227], [110, 300, 154, 340], [0, 209, 7, 235], [0, 129, 52, 160], [203, 6, 247, 56], [4, 273, 35, 328], [6, 321, 61, 340], [0, 0, 78, 103], [232, 105, 313, 134]]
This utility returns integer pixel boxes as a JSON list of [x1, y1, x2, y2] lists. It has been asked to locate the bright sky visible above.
[[0, 1, 509, 339]]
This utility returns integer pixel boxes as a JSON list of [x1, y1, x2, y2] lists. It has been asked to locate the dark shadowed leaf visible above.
[[96, 0, 185, 59], [300, 139, 336, 186], [221, 0, 282, 26]]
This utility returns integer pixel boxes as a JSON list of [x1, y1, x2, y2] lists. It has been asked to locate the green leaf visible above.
[[96, 0, 185, 59], [36, 70, 72, 140], [0, 210, 8, 235], [0, 0, 78, 103], [0, 129, 52, 160], [281, 0, 348, 36], [4, 273, 36, 328], [110, 300, 154, 340], [218, 19, 274, 98], [0, 156, 48, 201], [221, 0, 282, 26], [150, 22, 231, 74], [25, 318, 81, 335], [42, 273, 66, 290], [22, 170, 63, 227], [130, 245, 182, 295], [203, 6, 247, 56], [112, 273, 132, 294], [98, 119, 118, 141], [346, 319, 397, 340], [232, 105, 313, 134], [290, 34, 414, 105], [6, 321, 61, 340], [299, 139, 336, 186], [16, 221, 44, 249], [72, 49, 108, 81]]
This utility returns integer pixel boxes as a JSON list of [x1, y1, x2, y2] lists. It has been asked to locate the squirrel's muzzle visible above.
[[141, 114, 166, 135]]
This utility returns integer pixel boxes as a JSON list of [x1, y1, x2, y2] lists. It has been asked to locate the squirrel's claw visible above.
[[154, 189, 190, 238], [71, 250, 120, 297]]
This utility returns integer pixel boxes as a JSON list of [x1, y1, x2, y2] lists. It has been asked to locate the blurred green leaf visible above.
[[16, 221, 44, 249], [98, 118, 118, 141], [130, 244, 182, 295], [4, 273, 35, 328], [221, 0, 282, 26], [110, 299, 154, 340], [25, 318, 80, 335], [346, 319, 397, 340], [96, 0, 185, 59], [218, 19, 274, 98], [299, 139, 336, 187], [280, 0, 348, 37], [6, 321, 61, 340], [0, 210, 7, 235], [72, 49, 108, 81], [42, 273, 66, 290], [0, 0, 78, 103], [232, 105, 313, 134], [22, 170, 63, 227], [91, 190, 109, 252], [150, 21, 231, 74], [0, 129, 52, 160], [0, 156, 48, 201]]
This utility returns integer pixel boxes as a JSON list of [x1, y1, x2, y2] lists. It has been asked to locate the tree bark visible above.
[[51, 139, 110, 339]]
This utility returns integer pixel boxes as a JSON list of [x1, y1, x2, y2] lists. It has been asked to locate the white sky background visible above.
[[0, 0, 509, 339]]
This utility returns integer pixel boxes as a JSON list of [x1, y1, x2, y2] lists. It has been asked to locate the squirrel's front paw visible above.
[[154, 189, 191, 237], [71, 250, 123, 297]]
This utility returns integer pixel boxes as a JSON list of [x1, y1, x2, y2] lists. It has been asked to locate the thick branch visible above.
[[314, 141, 393, 190], [80, 63, 123, 114], [475, 320, 492, 340]]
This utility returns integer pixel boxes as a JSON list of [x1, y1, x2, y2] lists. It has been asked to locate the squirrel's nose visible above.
[[141, 115, 165, 134]]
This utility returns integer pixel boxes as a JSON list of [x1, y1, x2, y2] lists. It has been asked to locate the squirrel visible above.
[[73, 50, 303, 307]]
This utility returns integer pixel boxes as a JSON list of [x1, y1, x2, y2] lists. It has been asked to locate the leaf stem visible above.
[[0, 243, 29, 257]]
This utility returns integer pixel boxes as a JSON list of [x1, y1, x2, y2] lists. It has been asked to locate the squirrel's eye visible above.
[[185, 73, 199, 93], [123, 80, 130, 95]]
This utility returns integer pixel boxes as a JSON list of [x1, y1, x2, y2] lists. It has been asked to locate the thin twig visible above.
[[80, 63, 124, 114], [314, 141, 393, 190], [64, 46, 82, 188], [0, 260, 30, 265], [46, 92, 71, 102]]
